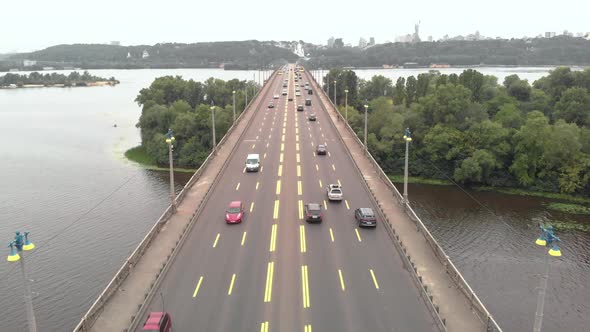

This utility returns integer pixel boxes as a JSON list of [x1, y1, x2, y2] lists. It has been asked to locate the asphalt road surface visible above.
[[137, 65, 438, 332]]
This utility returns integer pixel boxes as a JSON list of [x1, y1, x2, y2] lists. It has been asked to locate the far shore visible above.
[[0, 81, 119, 89]]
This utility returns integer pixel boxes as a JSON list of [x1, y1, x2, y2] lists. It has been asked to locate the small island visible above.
[[0, 71, 119, 88]]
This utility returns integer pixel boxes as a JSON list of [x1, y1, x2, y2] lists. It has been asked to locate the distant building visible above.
[[575, 32, 585, 38], [110, 41, 121, 46], [395, 34, 413, 43], [545, 32, 556, 38], [412, 22, 421, 42], [334, 38, 344, 48], [127, 52, 132, 59], [23, 59, 36, 67], [42, 67, 55, 70], [327, 37, 335, 48], [369, 37, 375, 46], [563, 30, 573, 37], [427, 36, 433, 42], [358, 37, 367, 48], [142, 50, 150, 58]]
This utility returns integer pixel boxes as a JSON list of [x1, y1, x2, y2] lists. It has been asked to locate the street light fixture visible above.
[[533, 224, 562, 332], [403, 128, 412, 204], [344, 89, 349, 122], [7, 231, 38, 332], [210, 101, 217, 154], [333, 80, 337, 105], [363, 101, 369, 149], [165, 129, 177, 210], [232, 90, 236, 124]]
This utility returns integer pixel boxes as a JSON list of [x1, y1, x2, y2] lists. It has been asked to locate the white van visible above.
[[245, 154, 260, 172]]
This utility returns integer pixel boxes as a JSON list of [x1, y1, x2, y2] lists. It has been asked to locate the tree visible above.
[[360, 75, 392, 101], [554, 87, 590, 126], [393, 77, 405, 105], [494, 103, 524, 129], [507, 79, 532, 101], [421, 83, 472, 128], [509, 111, 551, 185], [454, 149, 500, 184], [405, 76, 417, 106], [416, 73, 431, 100], [459, 69, 484, 102]]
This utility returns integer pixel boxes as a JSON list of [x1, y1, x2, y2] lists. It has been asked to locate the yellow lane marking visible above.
[[297, 165, 301, 177], [301, 265, 310, 308], [192, 276, 204, 298], [328, 151, 331, 157], [298, 200, 304, 219], [296, 153, 300, 163], [329, 228, 335, 242], [318, 179, 322, 188], [213, 233, 220, 247], [338, 179, 341, 186], [332, 164, 336, 171], [370, 269, 380, 289], [266, 142, 269, 148], [304, 324, 312, 332], [295, 121, 298, 128], [315, 164, 319, 171], [250, 202, 255, 212], [273, 200, 280, 219], [296, 135, 299, 142], [260, 322, 269, 332], [280, 153, 284, 163], [345, 200, 350, 210], [235, 182, 240, 191], [283, 128, 286, 134], [282, 134, 285, 142], [243, 167, 246, 173], [313, 152, 316, 157], [276, 180, 281, 195], [270, 224, 277, 252], [296, 143, 300, 151], [310, 142, 313, 147], [252, 144, 256, 149], [322, 133, 325, 138], [299, 225, 307, 253], [241, 231, 247, 246], [264, 261, 275, 302], [228, 273, 236, 295], [256, 135, 259, 140], [323, 200, 328, 209], [355, 228, 362, 242], [338, 269, 346, 291], [256, 182, 260, 190], [296, 128, 299, 134], [261, 166, 264, 172], [298, 181, 302, 195], [264, 153, 267, 159], [281, 143, 284, 152], [278, 164, 283, 177]]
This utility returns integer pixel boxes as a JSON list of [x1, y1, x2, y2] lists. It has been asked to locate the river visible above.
[[0, 67, 587, 331]]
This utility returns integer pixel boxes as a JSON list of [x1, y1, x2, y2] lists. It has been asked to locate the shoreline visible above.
[[124, 146, 196, 173], [0, 81, 119, 89]]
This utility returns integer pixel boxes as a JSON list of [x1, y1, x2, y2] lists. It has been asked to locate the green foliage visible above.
[[125, 146, 156, 165], [554, 87, 590, 126], [546, 203, 590, 215], [0, 71, 116, 86]]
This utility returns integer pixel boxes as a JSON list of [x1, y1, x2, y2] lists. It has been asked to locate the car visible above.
[[225, 201, 244, 223], [245, 153, 260, 172], [295, 88, 300, 92], [273, 94, 279, 99], [305, 98, 312, 105], [268, 102, 274, 108], [283, 83, 288, 88], [308, 113, 316, 121], [295, 83, 299, 87], [327, 184, 343, 201], [142, 312, 172, 332], [288, 96, 293, 101], [297, 105, 304, 111], [316, 144, 326, 155], [282, 89, 288, 96], [278, 71, 283, 75], [355, 208, 377, 227], [295, 91, 301, 96], [305, 203, 323, 222], [308, 89, 313, 95]]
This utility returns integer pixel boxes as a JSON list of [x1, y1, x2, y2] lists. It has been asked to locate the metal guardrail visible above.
[[307, 71, 502, 332], [73, 74, 275, 332]]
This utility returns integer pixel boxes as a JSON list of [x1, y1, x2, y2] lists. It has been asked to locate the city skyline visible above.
[[2, 0, 589, 53]]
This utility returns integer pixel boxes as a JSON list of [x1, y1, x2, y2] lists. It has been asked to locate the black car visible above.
[[308, 113, 316, 121], [305, 99, 312, 106], [288, 96, 293, 101], [305, 203, 323, 222], [268, 102, 274, 108], [354, 208, 377, 227], [308, 89, 313, 95], [316, 144, 326, 155], [297, 105, 304, 111]]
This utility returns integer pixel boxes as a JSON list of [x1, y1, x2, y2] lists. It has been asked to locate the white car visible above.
[[273, 94, 279, 99], [327, 184, 343, 201], [295, 91, 301, 96]]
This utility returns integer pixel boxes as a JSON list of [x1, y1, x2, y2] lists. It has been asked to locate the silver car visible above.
[[327, 184, 343, 201]]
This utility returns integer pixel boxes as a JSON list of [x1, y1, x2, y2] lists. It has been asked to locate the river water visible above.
[[0, 67, 587, 331]]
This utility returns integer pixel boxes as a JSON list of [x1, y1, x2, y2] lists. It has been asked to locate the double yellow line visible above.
[[260, 321, 269, 332], [301, 265, 310, 308], [264, 261, 275, 302], [269, 224, 277, 252], [299, 225, 307, 253], [304, 324, 312, 332], [298, 200, 304, 220], [273, 200, 280, 219]]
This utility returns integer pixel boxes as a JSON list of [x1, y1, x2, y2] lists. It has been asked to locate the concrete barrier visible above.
[[308, 71, 502, 332], [73, 73, 276, 332]]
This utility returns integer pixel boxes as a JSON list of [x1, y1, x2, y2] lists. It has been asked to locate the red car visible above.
[[226, 201, 244, 223], [142, 311, 172, 332]]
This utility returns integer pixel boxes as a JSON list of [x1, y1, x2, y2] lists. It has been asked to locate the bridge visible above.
[[75, 64, 502, 332]]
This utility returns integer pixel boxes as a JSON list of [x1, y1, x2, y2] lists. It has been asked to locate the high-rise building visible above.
[[369, 37, 375, 46], [545, 32, 556, 38], [327, 37, 335, 48], [110, 41, 121, 46], [359, 37, 367, 48]]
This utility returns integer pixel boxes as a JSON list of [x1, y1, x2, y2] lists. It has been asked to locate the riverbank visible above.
[[388, 174, 590, 212], [0, 80, 119, 89], [124, 146, 196, 173]]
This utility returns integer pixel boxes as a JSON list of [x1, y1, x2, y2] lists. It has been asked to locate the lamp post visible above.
[[403, 128, 412, 204], [210, 101, 217, 154], [7, 231, 38, 332], [327, 73, 330, 97], [533, 224, 562, 332], [232, 90, 236, 124], [363, 101, 369, 149], [165, 129, 177, 210], [344, 89, 349, 122], [333, 80, 337, 105]]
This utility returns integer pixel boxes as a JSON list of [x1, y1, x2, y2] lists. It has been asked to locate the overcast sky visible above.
[[3, 0, 588, 53]]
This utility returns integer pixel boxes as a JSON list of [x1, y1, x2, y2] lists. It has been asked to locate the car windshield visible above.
[[330, 189, 342, 194], [246, 158, 257, 164], [308, 204, 321, 212], [227, 207, 240, 213]]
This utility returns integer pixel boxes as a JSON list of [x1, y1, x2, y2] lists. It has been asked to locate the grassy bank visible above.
[[388, 175, 451, 186], [124, 146, 197, 173], [546, 203, 590, 215]]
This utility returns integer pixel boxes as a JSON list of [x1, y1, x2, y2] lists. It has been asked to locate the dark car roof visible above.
[[359, 208, 374, 216]]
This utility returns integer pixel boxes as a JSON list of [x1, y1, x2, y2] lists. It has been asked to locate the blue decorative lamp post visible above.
[[403, 128, 412, 204], [533, 224, 562, 332], [7, 231, 38, 332], [165, 129, 177, 211]]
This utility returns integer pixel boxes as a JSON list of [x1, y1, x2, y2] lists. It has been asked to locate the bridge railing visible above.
[[308, 70, 502, 332], [73, 74, 272, 332]]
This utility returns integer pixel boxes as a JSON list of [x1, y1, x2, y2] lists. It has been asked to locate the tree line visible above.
[[324, 67, 590, 195], [135, 76, 259, 167], [0, 71, 117, 87]]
